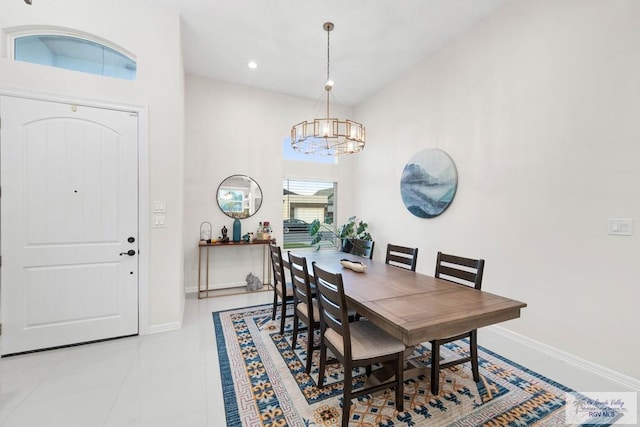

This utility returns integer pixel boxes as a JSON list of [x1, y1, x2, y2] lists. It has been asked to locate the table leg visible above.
[[365, 347, 431, 392]]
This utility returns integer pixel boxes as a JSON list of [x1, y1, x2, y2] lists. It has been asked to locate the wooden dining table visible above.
[[288, 250, 527, 348]]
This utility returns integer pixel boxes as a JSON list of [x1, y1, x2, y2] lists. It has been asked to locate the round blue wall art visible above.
[[401, 148, 458, 218]]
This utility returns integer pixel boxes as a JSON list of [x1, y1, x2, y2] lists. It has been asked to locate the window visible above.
[[13, 33, 136, 80], [282, 137, 337, 164], [282, 179, 337, 250]]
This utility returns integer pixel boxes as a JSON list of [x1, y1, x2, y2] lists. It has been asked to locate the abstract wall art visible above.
[[401, 148, 458, 218]]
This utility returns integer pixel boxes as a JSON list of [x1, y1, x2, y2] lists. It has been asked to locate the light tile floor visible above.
[[0, 291, 637, 426]]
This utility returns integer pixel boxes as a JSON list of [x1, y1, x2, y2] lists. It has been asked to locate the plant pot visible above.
[[340, 238, 353, 253]]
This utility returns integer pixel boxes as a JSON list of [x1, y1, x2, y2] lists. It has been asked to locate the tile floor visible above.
[[0, 291, 637, 426]]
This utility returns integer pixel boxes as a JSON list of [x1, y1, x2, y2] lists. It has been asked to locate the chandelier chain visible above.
[[326, 26, 331, 83], [325, 25, 331, 119]]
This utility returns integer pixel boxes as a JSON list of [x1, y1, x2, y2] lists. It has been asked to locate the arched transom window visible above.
[[12, 32, 137, 80]]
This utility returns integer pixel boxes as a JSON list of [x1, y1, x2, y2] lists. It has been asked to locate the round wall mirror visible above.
[[216, 175, 263, 219]]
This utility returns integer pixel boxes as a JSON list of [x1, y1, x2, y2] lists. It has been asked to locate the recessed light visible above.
[[248, 61, 258, 69]]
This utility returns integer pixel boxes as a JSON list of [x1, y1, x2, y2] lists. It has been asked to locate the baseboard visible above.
[[147, 321, 182, 334], [487, 325, 640, 392]]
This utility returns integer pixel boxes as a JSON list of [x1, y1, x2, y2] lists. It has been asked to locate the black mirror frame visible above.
[[216, 174, 263, 219]]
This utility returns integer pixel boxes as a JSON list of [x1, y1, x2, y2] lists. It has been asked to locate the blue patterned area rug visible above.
[[213, 304, 611, 426]]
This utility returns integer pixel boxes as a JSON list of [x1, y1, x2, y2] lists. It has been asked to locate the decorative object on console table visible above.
[[220, 225, 229, 243], [200, 221, 212, 243], [233, 218, 241, 242], [255, 220, 272, 241], [401, 148, 458, 218]]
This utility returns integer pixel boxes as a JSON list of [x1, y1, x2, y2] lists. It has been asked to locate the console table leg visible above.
[[205, 246, 210, 298], [197, 245, 203, 299]]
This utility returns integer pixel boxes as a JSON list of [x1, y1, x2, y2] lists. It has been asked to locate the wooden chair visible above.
[[312, 262, 405, 427], [269, 244, 294, 335], [430, 251, 485, 394], [350, 239, 374, 259], [385, 244, 419, 271], [287, 251, 319, 374]]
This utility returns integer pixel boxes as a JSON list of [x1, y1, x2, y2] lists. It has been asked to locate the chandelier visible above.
[[291, 22, 366, 156]]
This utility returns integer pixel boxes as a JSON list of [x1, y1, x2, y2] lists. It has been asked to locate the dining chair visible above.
[[430, 251, 485, 394], [269, 244, 294, 335], [350, 239, 375, 259], [312, 262, 405, 427], [287, 251, 320, 374], [385, 243, 419, 271]]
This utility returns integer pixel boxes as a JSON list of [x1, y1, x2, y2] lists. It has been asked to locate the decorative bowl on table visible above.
[[340, 259, 366, 273]]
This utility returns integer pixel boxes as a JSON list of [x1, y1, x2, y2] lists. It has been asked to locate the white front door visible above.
[[0, 96, 139, 355]]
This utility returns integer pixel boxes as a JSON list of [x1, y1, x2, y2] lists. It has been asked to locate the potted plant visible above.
[[309, 216, 371, 251]]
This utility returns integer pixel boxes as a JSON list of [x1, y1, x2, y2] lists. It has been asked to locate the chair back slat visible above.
[[351, 239, 375, 259], [288, 252, 314, 315], [312, 262, 351, 357], [269, 244, 287, 293], [385, 244, 419, 271], [435, 251, 484, 290]]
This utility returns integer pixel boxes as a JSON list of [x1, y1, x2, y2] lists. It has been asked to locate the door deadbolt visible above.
[[127, 236, 135, 243]]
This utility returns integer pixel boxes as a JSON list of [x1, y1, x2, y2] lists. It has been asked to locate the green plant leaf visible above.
[[309, 219, 321, 236]]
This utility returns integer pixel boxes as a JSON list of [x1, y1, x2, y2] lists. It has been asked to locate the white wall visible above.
[[0, 0, 186, 331], [9, 0, 633, 382], [352, 0, 640, 379], [183, 76, 353, 291]]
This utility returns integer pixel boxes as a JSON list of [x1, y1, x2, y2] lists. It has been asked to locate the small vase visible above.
[[233, 218, 241, 242]]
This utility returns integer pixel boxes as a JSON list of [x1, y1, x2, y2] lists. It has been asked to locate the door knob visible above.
[[119, 249, 136, 256]]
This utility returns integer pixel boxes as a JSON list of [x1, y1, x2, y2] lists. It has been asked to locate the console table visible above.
[[197, 240, 274, 299]]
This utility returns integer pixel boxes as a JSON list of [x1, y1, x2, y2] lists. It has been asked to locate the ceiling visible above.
[[149, 0, 508, 106]]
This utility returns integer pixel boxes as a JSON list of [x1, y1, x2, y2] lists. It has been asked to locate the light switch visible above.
[[608, 218, 632, 236], [152, 201, 167, 213], [153, 215, 166, 228]]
